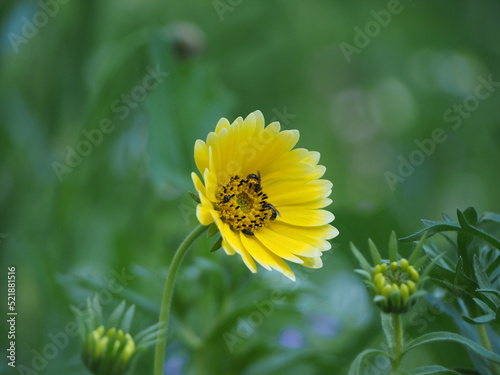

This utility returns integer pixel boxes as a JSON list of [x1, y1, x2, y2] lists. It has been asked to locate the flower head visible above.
[[351, 231, 432, 314], [192, 110, 338, 281]]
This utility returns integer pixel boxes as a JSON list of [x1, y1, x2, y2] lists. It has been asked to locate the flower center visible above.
[[216, 173, 279, 235]]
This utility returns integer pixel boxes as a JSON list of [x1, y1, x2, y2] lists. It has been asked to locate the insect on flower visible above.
[[192, 110, 338, 281]]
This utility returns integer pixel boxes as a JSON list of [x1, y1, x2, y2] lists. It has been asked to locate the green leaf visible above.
[[350, 242, 372, 273], [108, 301, 126, 328], [209, 236, 223, 253], [121, 304, 135, 333], [473, 255, 494, 290], [400, 223, 460, 242], [368, 238, 382, 265], [380, 313, 394, 355], [482, 212, 500, 224], [389, 231, 398, 262], [189, 191, 201, 204], [348, 349, 391, 375], [404, 331, 500, 364], [405, 365, 461, 374], [409, 231, 428, 265], [207, 222, 219, 238]]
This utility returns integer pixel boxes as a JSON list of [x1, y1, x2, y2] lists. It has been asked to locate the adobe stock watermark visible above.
[[384, 74, 500, 192], [179, 106, 297, 224], [223, 290, 286, 353], [339, 0, 407, 64], [7, 0, 71, 54], [51, 65, 168, 182], [16, 268, 135, 375], [213, 0, 243, 21], [223, 251, 332, 354]]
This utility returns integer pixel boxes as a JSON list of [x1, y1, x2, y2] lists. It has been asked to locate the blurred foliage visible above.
[[1, 0, 500, 374]]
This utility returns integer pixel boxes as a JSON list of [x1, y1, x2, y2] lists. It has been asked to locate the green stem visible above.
[[392, 314, 404, 373], [477, 324, 500, 375], [153, 224, 208, 375]]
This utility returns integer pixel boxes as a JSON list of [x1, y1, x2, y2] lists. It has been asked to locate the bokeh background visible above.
[[1, 0, 500, 374]]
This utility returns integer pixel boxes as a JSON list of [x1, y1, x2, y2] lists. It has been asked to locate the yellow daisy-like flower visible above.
[[191, 110, 338, 281]]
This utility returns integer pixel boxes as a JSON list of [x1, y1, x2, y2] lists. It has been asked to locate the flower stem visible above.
[[392, 314, 404, 373], [153, 224, 208, 375], [477, 324, 500, 375]]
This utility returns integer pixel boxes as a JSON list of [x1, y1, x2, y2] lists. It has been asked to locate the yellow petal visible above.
[[194, 140, 209, 175], [270, 221, 338, 251], [277, 207, 334, 227], [191, 172, 206, 196], [221, 224, 257, 273], [215, 117, 230, 134], [221, 239, 236, 255], [239, 233, 272, 271], [265, 179, 332, 207], [255, 226, 321, 259], [297, 255, 323, 268]]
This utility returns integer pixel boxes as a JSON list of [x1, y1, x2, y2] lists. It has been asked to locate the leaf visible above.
[[459, 207, 478, 227], [409, 231, 428, 265], [400, 223, 460, 242], [209, 236, 223, 253], [207, 222, 219, 238], [482, 212, 500, 224], [389, 231, 398, 262], [189, 191, 201, 204], [348, 349, 391, 375], [121, 304, 135, 333], [380, 313, 394, 355], [108, 301, 126, 328], [405, 365, 461, 374], [350, 242, 372, 273], [404, 332, 500, 364], [368, 238, 382, 265]]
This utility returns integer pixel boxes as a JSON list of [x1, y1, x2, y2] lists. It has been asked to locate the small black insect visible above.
[[247, 171, 262, 192], [263, 203, 280, 220], [242, 229, 255, 236], [222, 195, 233, 203]]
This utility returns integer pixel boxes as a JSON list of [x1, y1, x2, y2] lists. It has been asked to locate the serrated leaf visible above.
[[348, 349, 391, 375], [207, 222, 219, 238], [209, 236, 223, 253], [404, 331, 500, 363], [405, 365, 460, 374]]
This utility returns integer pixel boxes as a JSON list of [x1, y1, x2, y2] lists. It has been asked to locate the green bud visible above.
[[409, 266, 420, 282], [390, 261, 398, 272], [400, 283, 409, 302], [382, 284, 392, 297], [407, 280, 416, 293]]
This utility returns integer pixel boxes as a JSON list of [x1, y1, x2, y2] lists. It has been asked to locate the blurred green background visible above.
[[1, 0, 500, 374]]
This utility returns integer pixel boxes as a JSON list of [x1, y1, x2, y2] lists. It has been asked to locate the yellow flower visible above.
[[192, 110, 338, 281]]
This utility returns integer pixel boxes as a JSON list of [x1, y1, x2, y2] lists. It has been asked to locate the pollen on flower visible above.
[[215, 173, 278, 234]]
